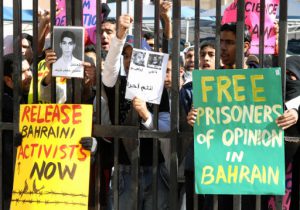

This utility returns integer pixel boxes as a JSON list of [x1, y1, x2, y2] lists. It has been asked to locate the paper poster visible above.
[[222, 0, 279, 54], [193, 68, 285, 195], [52, 26, 84, 78], [125, 49, 169, 104], [11, 104, 93, 210]]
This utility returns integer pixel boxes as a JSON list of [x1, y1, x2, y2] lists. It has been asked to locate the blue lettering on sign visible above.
[[56, 16, 66, 26], [83, 13, 97, 26], [82, 0, 91, 9]]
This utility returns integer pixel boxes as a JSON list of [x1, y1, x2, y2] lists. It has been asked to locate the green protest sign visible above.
[[193, 68, 285, 195]]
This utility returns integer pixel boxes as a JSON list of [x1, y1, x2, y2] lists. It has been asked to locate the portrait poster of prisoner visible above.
[[11, 104, 93, 210], [52, 26, 84, 78], [125, 49, 169, 104]]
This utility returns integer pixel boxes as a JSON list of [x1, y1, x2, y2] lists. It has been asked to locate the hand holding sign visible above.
[[276, 109, 299, 130], [132, 97, 150, 122], [187, 107, 198, 127]]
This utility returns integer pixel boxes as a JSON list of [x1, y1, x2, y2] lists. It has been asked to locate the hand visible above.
[[38, 10, 51, 32], [43, 49, 57, 86], [117, 14, 133, 40], [80, 137, 97, 153], [187, 107, 198, 127], [45, 49, 57, 71], [83, 62, 96, 86], [276, 109, 299, 130], [132, 97, 150, 121], [14, 132, 24, 147], [160, 1, 172, 20]]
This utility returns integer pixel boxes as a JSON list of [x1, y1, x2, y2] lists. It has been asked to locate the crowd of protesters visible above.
[[2, 1, 300, 210]]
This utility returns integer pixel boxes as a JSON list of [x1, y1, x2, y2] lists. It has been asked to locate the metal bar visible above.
[[73, 0, 83, 104], [170, 0, 180, 209], [131, 1, 144, 210], [65, 0, 73, 103], [0, 123, 14, 130], [0, 1, 3, 207], [95, 1, 102, 209], [258, 0, 265, 68], [152, 1, 160, 210], [215, 0, 221, 69], [32, 0, 39, 103], [0, 0, 3, 122], [256, 195, 261, 210], [154, 0, 160, 52], [233, 1, 245, 207], [12, 0, 22, 194], [96, 0, 102, 125], [133, 0, 142, 48], [278, 0, 287, 102], [213, 195, 218, 210], [113, 2, 121, 209], [50, 0, 57, 103], [193, 2, 200, 208], [194, 0, 200, 70], [235, 0, 245, 70]]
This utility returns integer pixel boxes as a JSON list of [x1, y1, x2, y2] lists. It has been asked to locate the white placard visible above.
[[125, 49, 169, 104], [52, 26, 84, 78]]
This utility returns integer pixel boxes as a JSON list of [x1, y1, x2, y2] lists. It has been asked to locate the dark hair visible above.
[[22, 33, 33, 46], [85, 44, 96, 53], [200, 40, 216, 51], [60, 30, 75, 42], [221, 23, 252, 43], [143, 32, 154, 40], [102, 18, 116, 25], [4, 54, 27, 76]]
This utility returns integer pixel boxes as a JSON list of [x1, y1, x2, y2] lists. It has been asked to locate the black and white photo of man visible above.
[[147, 54, 163, 69], [52, 26, 84, 78], [132, 51, 146, 66]]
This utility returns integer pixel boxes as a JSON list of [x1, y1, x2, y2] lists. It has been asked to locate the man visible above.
[[183, 46, 195, 83], [2, 54, 32, 210], [52, 30, 82, 76], [220, 23, 254, 69], [103, 14, 170, 210], [180, 40, 216, 210], [101, 18, 117, 53]]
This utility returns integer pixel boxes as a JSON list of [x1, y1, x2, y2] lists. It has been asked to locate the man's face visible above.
[[101, 22, 116, 51], [220, 31, 236, 66], [60, 37, 75, 57], [184, 49, 195, 71], [135, 53, 143, 64], [123, 46, 133, 75], [164, 60, 172, 89], [22, 38, 33, 63], [200, 46, 215, 70], [21, 59, 32, 94]]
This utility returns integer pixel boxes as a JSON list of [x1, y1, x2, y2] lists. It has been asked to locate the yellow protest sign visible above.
[[11, 104, 93, 210]]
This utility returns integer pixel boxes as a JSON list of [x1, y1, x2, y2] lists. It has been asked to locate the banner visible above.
[[56, 0, 106, 44], [11, 104, 93, 210], [222, 0, 279, 54], [193, 68, 285, 195]]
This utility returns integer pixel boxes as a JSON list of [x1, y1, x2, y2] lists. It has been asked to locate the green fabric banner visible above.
[[193, 68, 285, 195]]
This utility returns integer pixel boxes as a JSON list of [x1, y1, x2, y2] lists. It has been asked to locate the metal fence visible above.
[[1, 0, 299, 210]]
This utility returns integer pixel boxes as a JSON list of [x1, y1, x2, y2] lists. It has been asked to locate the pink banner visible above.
[[222, 0, 279, 54], [56, 0, 106, 44]]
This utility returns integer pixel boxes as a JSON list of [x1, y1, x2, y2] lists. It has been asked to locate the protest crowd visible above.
[[1, 0, 300, 210]]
